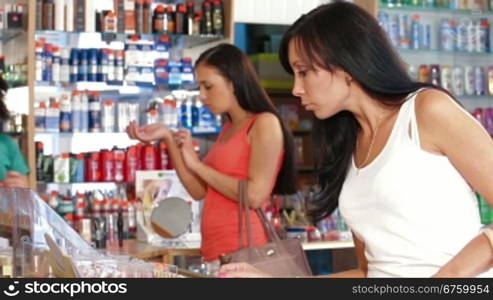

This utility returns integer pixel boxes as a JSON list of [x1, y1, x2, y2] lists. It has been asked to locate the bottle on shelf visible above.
[[175, 4, 187, 35], [212, 0, 224, 35], [102, 98, 115, 133], [186, 1, 195, 35], [36, 141, 45, 182], [88, 91, 102, 133], [202, 0, 213, 35]]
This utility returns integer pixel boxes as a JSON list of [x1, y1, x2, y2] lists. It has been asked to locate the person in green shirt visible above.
[[0, 76, 29, 188]]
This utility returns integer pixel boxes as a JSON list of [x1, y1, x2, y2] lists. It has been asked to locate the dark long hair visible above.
[[0, 76, 10, 122], [279, 2, 446, 222], [196, 43, 297, 195]]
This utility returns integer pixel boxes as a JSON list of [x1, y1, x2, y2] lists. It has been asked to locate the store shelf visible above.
[[35, 131, 132, 137], [191, 127, 221, 136], [35, 129, 220, 137], [38, 181, 130, 185], [398, 49, 492, 58], [37, 181, 124, 193], [379, 4, 493, 15], [302, 239, 355, 251], [4, 131, 26, 137], [36, 30, 225, 49], [6, 81, 27, 88], [38, 181, 129, 185], [35, 82, 198, 94], [0, 28, 24, 42], [458, 95, 493, 100]]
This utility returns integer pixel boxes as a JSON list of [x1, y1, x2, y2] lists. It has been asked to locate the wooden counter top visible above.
[[105, 239, 201, 263], [106, 238, 354, 261]]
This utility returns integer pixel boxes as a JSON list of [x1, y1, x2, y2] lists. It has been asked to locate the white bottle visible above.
[[65, 0, 74, 31], [52, 46, 61, 84], [54, 0, 65, 31], [107, 49, 115, 82], [128, 102, 140, 125], [60, 48, 71, 84], [54, 153, 70, 183], [102, 99, 115, 132], [117, 102, 128, 133], [59, 93, 72, 133], [71, 90, 82, 132], [45, 100, 60, 133], [35, 41, 44, 82], [176, 98, 183, 128], [80, 90, 89, 132], [85, 0, 96, 32], [162, 97, 174, 128], [34, 101, 47, 132]]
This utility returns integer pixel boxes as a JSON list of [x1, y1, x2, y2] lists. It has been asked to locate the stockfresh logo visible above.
[[3, 281, 20, 297]]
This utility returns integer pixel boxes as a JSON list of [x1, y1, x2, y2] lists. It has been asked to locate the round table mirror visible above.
[[150, 197, 193, 238]]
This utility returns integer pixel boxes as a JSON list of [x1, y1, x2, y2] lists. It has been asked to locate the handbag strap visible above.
[[256, 208, 281, 243], [238, 180, 245, 248], [238, 179, 254, 248], [237, 179, 282, 249]]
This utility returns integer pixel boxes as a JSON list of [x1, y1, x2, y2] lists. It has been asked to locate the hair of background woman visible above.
[[279, 1, 455, 223], [0, 76, 10, 122], [195, 43, 297, 195]]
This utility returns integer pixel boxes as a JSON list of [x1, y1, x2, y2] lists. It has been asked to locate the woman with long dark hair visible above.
[[127, 43, 296, 264], [0, 76, 29, 188], [219, 2, 493, 277]]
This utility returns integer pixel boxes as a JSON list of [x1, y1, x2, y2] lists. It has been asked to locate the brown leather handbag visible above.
[[219, 180, 313, 277]]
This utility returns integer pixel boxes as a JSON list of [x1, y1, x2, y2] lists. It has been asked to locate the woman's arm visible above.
[[179, 113, 284, 208], [1, 171, 29, 188], [164, 133, 207, 200], [127, 121, 207, 200], [415, 90, 493, 277]]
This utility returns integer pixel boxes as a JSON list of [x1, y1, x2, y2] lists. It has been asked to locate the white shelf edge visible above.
[[302, 239, 355, 251]]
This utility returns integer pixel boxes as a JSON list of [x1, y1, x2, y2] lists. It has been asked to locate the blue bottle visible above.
[[70, 48, 79, 83], [72, 153, 85, 183], [98, 49, 109, 82], [88, 48, 99, 82], [78, 49, 88, 82], [42, 45, 53, 82]]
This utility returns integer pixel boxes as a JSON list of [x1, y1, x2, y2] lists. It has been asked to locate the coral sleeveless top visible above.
[[201, 114, 283, 261]]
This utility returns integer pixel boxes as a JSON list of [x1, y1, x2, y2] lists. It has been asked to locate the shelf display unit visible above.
[[378, 1, 493, 114], [30, 0, 234, 190]]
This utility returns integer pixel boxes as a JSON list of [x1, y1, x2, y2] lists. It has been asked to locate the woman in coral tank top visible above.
[[127, 44, 297, 263]]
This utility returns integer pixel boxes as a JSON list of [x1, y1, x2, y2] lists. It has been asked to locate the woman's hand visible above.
[[1, 171, 29, 188], [175, 128, 200, 169], [217, 263, 273, 278], [126, 120, 173, 143]]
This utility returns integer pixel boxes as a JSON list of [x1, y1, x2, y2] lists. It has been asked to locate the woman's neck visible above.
[[350, 89, 398, 135], [228, 107, 253, 125]]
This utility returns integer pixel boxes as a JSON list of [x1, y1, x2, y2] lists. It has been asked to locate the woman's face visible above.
[[288, 40, 351, 119], [195, 63, 236, 115]]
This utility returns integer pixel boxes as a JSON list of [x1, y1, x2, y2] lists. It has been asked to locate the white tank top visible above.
[[339, 90, 492, 277]]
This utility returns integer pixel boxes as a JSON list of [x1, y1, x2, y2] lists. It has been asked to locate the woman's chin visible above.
[[314, 109, 338, 120], [313, 110, 328, 120]]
